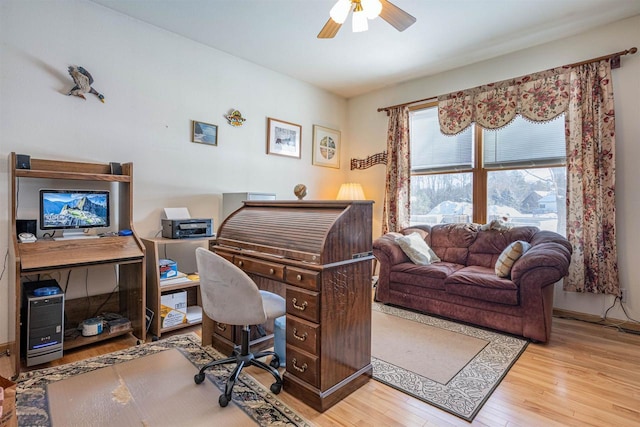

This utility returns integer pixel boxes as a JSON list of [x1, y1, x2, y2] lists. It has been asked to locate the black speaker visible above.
[[17, 219, 37, 235], [110, 162, 122, 175], [16, 154, 31, 169]]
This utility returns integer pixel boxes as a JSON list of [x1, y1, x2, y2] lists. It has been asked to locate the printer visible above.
[[162, 218, 213, 239]]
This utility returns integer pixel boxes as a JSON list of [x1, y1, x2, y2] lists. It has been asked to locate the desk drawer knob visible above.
[[292, 328, 308, 341], [291, 358, 308, 373], [296, 274, 302, 281], [291, 298, 308, 311], [237, 260, 244, 267], [216, 324, 227, 332], [269, 268, 275, 275]]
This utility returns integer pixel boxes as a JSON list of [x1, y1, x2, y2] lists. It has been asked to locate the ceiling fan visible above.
[[318, 0, 416, 38]]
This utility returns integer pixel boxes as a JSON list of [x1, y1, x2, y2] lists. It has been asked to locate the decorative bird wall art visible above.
[[67, 66, 105, 103], [225, 109, 246, 127]]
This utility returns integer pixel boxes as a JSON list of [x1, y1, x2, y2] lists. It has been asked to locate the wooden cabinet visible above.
[[142, 237, 213, 339], [8, 153, 146, 377], [212, 251, 373, 412], [208, 200, 374, 412]]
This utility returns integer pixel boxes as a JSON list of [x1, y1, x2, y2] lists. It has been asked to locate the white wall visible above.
[[0, 0, 349, 343], [2, 1, 638, 346], [346, 15, 640, 321]]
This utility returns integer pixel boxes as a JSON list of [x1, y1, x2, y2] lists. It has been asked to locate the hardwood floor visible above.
[[3, 318, 639, 426]]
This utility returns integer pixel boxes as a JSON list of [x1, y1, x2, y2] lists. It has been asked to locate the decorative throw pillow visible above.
[[495, 240, 531, 278], [395, 232, 441, 265]]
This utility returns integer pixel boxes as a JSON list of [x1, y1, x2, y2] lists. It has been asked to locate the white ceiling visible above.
[[90, 0, 640, 98]]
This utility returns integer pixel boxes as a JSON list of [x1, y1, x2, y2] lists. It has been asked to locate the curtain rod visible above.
[[377, 46, 637, 113]]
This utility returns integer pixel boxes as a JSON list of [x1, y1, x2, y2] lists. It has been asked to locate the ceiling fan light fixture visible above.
[[352, 8, 368, 32], [318, 0, 416, 39], [330, 0, 352, 24], [362, 0, 382, 19]]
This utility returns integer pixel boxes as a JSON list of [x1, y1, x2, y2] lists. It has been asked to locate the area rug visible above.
[[371, 302, 528, 421], [15, 333, 312, 426]]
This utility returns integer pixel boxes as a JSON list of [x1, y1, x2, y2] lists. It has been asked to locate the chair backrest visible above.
[[195, 247, 268, 326]]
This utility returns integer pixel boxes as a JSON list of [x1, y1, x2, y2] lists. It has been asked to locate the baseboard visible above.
[[553, 308, 640, 334]]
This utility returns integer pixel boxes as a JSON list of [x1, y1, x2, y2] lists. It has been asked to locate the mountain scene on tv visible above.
[[43, 193, 108, 227]]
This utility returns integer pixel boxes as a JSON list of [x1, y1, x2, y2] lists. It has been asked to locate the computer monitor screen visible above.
[[39, 189, 110, 230]]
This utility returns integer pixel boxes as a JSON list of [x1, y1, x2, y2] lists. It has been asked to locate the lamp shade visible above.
[[330, 0, 351, 24], [351, 9, 368, 32], [362, 0, 383, 19], [336, 183, 366, 200]]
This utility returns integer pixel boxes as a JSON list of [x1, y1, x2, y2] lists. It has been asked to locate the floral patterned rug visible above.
[[372, 302, 528, 421], [15, 333, 312, 426]]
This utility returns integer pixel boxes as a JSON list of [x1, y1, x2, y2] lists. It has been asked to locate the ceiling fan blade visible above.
[[318, 18, 342, 39], [379, 0, 417, 32]]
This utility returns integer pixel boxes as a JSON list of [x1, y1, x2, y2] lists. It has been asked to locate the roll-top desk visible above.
[[205, 200, 373, 412]]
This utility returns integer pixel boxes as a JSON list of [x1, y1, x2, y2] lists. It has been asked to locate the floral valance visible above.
[[438, 66, 571, 135]]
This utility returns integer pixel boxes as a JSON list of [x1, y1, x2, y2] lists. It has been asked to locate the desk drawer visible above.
[[286, 345, 319, 388], [284, 267, 320, 291], [286, 287, 319, 323], [286, 316, 319, 355], [214, 321, 234, 341], [215, 251, 234, 264], [235, 256, 284, 281]]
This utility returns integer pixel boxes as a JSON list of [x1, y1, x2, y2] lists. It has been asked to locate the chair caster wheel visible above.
[[194, 372, 205, 384], [270, 382, 282, 394], [219, 394, 229, 407], [269, 356, 280, 369]]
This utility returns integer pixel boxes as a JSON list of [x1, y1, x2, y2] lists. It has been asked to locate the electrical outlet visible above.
[[620, 288, 627, 303]]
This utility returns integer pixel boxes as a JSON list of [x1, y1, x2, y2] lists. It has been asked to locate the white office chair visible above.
[[193, 247, 286, 407]]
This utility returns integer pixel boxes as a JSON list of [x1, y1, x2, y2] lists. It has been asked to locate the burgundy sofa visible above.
[[373, 223, 572, 342]]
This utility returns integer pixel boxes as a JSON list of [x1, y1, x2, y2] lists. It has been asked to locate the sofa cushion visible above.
[[445, 266, 519, 305], [401, 227, 429, 241], [495, 240, 531, 278], [390, 261, 465, 291], [429, 223, 478, 265], [395, 232, 441, 265], [467, 226, 538, 267]]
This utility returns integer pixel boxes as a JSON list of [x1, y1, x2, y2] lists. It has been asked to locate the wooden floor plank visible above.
[[4, 317, 640, 426]]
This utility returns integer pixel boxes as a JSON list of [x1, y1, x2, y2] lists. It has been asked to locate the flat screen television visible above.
[[40, 189, 110, 237]]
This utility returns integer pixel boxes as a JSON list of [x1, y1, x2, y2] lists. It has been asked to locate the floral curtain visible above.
[[382, 106, 411, 234], [437, 61, 619, 295], [564, 61, 619, 295], [438, 67, 571, 134]]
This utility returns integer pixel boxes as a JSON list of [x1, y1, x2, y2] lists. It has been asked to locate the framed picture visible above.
[[192, 120, 218, 146], [267, 117, 301, 158], [312, 125, 340, 168]]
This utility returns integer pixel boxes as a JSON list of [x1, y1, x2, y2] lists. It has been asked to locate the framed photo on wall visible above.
[[267, 117, 301, 158], [312, 125, 340, 168], [192, 120, 218, 146]]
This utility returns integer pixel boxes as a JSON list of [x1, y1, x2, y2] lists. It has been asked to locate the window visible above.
[[409, 104, 566, 235]]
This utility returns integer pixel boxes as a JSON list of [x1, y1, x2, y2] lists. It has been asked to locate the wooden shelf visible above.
[[159, 280, 200, 292], [160, 320, 201, 334], [18, 236, 144, 273], [63, 328, 135, 351], [144, 236, 213, 244], [143, 237, 214, 339], [14, 169, 131, 182]]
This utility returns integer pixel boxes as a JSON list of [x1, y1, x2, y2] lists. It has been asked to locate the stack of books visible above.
[[160, 271, 194, 286], [186, 306, 202, 324]]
